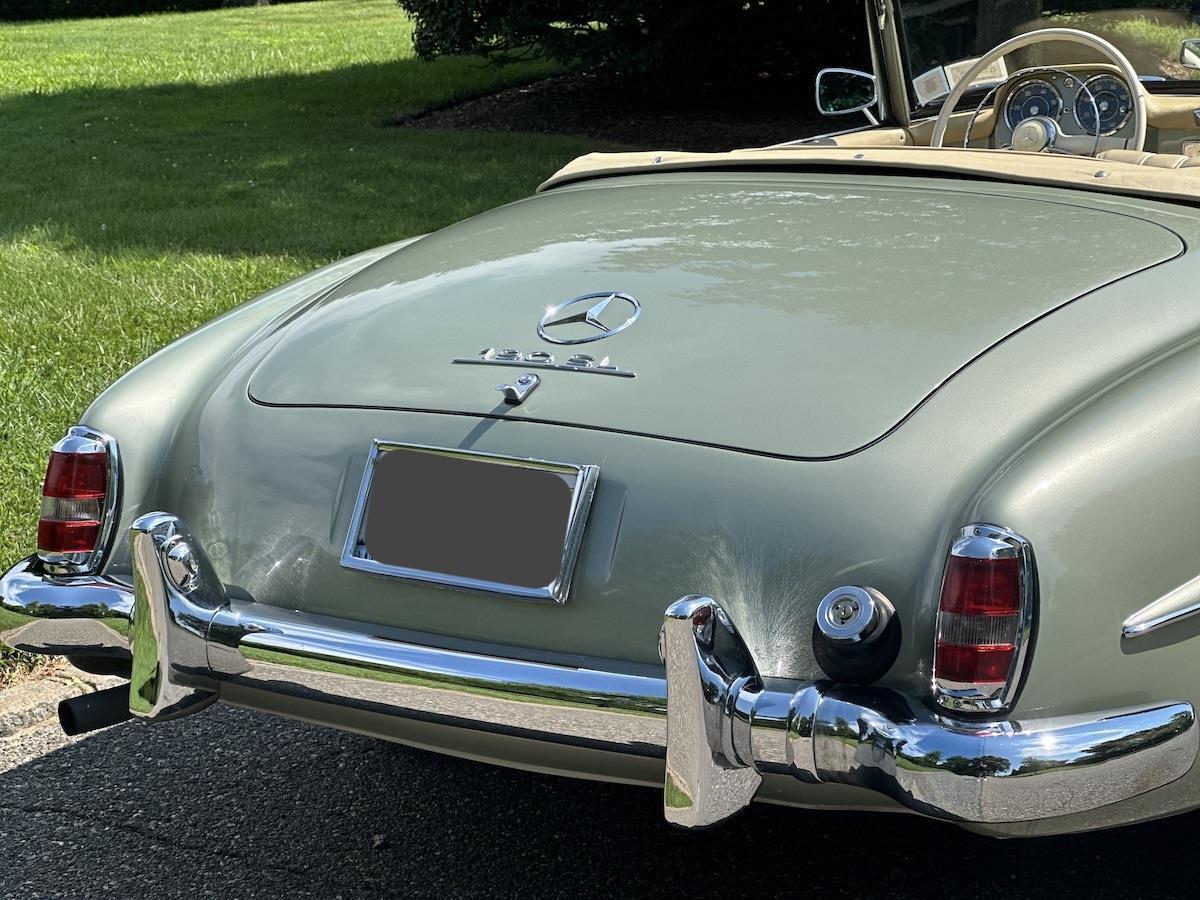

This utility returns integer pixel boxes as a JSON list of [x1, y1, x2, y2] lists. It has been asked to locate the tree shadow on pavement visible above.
[[0, 706, 1194, 898]]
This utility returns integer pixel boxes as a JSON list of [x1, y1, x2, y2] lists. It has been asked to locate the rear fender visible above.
[[970, 338, 1200, 717], [78, 238, 424, 575]]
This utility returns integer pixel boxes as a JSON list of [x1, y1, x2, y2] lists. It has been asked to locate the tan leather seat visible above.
[[1098, 149, 1199, 170]]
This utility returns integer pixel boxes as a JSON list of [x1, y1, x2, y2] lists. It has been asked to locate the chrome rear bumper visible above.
[[0, 559, 131, 658], [3, 512, 1197, 829]]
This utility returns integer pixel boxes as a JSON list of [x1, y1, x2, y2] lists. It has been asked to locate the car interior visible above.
[[803, 1, 1200, 172]]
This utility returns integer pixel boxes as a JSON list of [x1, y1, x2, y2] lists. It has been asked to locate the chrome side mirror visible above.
[[1181, 39, 1200, 71], [815, 67, 879, 123]]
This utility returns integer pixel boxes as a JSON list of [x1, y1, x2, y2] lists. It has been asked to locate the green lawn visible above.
[[1047, 10, 1200, 79], [0, 0, 601, 675]]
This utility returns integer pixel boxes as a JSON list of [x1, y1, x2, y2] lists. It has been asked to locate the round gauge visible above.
[[1005, 79, 1064, 130], [1074, 74, 1132, 136]]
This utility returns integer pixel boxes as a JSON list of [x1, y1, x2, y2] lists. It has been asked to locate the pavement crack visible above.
[[0, 802, 313, 879]]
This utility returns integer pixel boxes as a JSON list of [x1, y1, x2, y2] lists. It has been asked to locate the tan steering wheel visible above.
[[930, 27, 1146, 155]]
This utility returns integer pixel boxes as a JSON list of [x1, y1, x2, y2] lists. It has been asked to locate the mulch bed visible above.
[[393, 73, 834, 152]]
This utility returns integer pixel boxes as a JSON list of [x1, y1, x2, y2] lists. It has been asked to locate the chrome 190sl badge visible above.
[[537, 292, 640, 344], [452, 347, 635, 378]]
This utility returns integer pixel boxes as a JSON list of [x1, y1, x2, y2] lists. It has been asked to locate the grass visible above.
[[664, 773, 694, 810], [0, 0, 602, 677], [0, 650, 58, 688], [1046, 10, 1200, 79]]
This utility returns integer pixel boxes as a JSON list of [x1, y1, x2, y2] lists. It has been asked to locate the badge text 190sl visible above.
[[451, 347, 636, 378]]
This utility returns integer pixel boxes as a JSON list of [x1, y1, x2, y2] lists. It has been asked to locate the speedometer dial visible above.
[[1074, 74, 1132, 135], [1005, 79, 1063, 129]]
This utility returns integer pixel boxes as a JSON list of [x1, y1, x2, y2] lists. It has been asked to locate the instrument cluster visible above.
[[1003, 72, 1133, 136]]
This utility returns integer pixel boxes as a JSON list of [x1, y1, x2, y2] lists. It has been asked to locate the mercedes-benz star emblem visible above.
[[537, 292, 641, 345]]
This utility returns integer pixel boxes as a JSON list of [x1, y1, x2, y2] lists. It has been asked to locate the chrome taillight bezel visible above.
[[932, 523, 1037, 715], [37, 425, 122, 576]]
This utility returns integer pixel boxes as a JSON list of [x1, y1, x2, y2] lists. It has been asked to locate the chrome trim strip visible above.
[[932, 523, 1037, 715], [37, 424, 122, 576], [1123, 574, 1200, 639], [452, 353, 636, 378], [339, 441, 599, 604]]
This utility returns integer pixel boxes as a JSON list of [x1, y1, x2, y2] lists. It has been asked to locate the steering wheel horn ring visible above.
[[1011, 116, 1058, 153], [929, 27, 1146, 157]]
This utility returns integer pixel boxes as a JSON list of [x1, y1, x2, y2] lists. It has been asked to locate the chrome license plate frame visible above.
[[340, 441, 599, 604]]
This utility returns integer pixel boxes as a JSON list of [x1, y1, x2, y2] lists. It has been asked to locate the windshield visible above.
[[898, 1, 1200, 107]]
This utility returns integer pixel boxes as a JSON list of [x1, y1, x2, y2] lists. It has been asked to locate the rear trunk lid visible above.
[[248, 173, 1182, 458]]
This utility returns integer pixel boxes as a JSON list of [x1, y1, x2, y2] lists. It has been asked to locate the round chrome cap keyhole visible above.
[[813, 585, 901, 684], [816, 586, 891, 644], [832, 598, 860, 625]]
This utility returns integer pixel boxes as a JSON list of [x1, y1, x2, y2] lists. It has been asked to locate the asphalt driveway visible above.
[[0, 704, 1194, 899]]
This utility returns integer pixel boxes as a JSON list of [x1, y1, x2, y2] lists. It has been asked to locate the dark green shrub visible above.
[[396, 1, 869, 88]]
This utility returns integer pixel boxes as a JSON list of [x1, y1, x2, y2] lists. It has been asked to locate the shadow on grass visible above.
[[0, 59, 604, 261], [0, 58, 604, 569], [1, 705, 1198, 897]]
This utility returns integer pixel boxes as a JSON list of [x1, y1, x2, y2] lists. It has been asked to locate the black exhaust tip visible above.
[[58, 684, 133, 736]]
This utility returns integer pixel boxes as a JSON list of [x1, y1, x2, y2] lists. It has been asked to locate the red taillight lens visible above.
[[37, 432, 112, 567], [42, 450, 108, 500], [933, 526, 1034, 714], [38, 518, 102, 554], [938, 555, 1020, 616], [934, 640, 1014, 684]]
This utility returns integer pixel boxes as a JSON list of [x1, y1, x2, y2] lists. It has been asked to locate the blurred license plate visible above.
[[341, 442, 599, 603]]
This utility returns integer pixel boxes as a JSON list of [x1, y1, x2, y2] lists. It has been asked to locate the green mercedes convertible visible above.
[[5, 1, 1200, 837]]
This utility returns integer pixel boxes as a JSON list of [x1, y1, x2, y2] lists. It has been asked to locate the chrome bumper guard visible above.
[[3, 513, 1196, 827]]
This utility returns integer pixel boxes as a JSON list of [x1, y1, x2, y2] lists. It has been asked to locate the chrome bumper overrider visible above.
[[2, 513, 1197, 828]]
